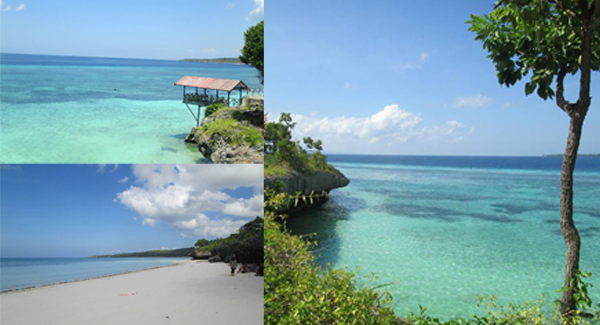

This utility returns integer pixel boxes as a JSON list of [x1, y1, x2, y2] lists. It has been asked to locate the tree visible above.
[[240, 21, 264, 84], [469, 0, 600, 320]]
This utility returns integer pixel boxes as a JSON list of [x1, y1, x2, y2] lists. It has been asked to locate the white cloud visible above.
[[202, 48, 216, 53], [118, 177, 129, 183], [226, 2, 235, 9], [116, 165, 263, 239], [345, 81, 351, 89], [288, 104, 471, 151], [248, 0, 263, 21], [14, 3, 25, 11], [97, 164, 119, 173], [2, 2, 11, 11], [393, 51, 430, 70], [451, 95, 492, 108]]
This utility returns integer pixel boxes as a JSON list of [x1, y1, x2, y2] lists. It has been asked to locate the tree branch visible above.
[[556, 68, 575, 115]]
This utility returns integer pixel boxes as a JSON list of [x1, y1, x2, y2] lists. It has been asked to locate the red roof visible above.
[[174, 76, 249, 92]]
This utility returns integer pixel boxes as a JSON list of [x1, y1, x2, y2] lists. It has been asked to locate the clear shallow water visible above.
[[0, 53, 262, 163], [0, 257, 190, 291], [286, 155, 600, 319]]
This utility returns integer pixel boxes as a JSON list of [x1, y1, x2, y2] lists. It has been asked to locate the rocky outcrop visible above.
[[189, 250, 211, 260], [208, 255, 222, 263], [190, 100, 264, 164], [265, 170, 349, 213], [265, 171, 349, 196]]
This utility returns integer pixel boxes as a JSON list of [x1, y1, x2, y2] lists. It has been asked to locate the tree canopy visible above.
[[468, 0, 600, 101], [240, 21, 264, 84]]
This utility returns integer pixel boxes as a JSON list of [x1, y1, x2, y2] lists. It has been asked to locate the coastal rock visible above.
[[208, 255, 222, 263], [241, 96, 264, 110], [184, 127, 199, 144], [195, 102, 264, 164], [190, 250, 211, 260], [265, 170, 349, 196], [265, 170, 350, 213]]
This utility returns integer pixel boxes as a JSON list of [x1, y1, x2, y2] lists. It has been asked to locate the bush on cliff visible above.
[[205, 103, 225, 117], [265, 191, 400, 325], [265, 113, 339, 177]]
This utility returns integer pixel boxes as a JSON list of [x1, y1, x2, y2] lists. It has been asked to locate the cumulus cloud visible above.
[[393, 51, 430, 70], [451, 95, 491, 108], [288, 104, 471, 150], [226, 2, 235, 9], [118, 177, 129, 183], [116, 165, 263, 239], [14, 3, 24, 11], [248, 0, 263, 21]]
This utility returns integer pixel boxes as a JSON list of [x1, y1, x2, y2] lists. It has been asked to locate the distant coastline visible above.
[[543, 153, 600, 157], [90, 247, 193, 258], [180, 57, 244, 64]]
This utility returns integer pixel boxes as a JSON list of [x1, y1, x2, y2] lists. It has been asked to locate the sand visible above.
[[0, 261, 263, 325]]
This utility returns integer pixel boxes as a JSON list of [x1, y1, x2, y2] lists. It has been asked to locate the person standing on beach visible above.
[[228, 255, 237, 276]]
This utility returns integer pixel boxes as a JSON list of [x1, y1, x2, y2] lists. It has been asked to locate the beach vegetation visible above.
[[264, 113, 340, 177], [469, 0, 600, 319], [195, 217, 263, 263], [240, 21, 264, 84]]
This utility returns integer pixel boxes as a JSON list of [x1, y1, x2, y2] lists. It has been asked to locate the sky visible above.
[[0, 0, 264, 60], [267, 0, 600, 156], [0, 164, 264, 257]]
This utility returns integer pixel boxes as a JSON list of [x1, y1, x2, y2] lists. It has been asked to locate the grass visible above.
[[199, 118, 263, 147]]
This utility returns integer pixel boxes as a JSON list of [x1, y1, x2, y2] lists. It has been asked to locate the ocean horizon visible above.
[[286, 155, 600, 319], [0, 53, 262, 164], [0, 257, 191, 292]]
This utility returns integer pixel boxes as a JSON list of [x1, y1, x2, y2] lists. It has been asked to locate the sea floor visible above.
[[286, 161, 600, 319], [1, 99, 208, 164]]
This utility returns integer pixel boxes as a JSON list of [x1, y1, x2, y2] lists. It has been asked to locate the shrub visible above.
[[205, 103, 225, 117], [264, 191, 400, 325]]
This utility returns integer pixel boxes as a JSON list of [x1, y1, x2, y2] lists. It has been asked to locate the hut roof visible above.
[[174, 76, 249, 92]]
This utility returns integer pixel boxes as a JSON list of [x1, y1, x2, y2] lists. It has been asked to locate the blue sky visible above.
[[0, 165, 263, 257], [0, 0, 263, 60], [267, 0, 600, 156]]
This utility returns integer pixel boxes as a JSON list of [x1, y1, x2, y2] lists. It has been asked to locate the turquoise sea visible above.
[[0, 257, 190, 291], [0, 53, 261, 163], [286, 155, 600, 319]]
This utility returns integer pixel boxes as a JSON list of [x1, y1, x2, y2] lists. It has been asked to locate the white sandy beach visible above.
[[0, 261, 263, 325]]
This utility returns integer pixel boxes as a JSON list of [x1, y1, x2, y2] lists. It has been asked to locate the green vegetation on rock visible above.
[[200, 118, 263, 147], [265, 113, 339, 177], [204, 103, 225, 117]]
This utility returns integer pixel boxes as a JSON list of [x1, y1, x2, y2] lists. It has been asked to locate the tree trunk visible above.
[[559, 114, 585, 318]]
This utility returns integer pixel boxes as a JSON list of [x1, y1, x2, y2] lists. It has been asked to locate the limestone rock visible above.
[[208, 255, 222, 263], [264, 170, 350, 196], [195, 103, 264, 164]]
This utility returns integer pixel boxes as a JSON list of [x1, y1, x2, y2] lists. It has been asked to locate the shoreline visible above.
[[0, 260, 191, 294], [1, 260, 264, 325]]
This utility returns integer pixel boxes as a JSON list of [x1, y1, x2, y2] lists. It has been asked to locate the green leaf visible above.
[[525, 82, 536, 95]]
